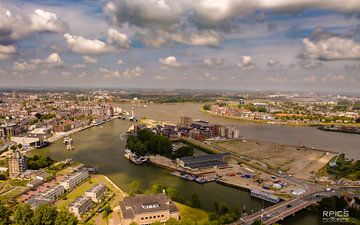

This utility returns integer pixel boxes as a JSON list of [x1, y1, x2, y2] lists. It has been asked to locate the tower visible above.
[[8, 150, 28, 178]]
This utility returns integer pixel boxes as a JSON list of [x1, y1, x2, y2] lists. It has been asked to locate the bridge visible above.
[[232, 187, 360, 225]]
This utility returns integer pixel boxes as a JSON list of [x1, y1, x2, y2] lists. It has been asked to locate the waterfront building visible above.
[[69, 196, 93, 218], [120, 193, 179, 225], [176, 153, 230, 170], [8, 150, 27, 178], [36, 185, 65, 202], [59, 171, 89, 191], [250, 189, 280, 203], [11, 135, 45, 148], [85, 184, 107, 203]]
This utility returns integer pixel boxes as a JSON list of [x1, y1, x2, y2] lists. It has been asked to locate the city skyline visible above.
[[0, 0, 360, 92]]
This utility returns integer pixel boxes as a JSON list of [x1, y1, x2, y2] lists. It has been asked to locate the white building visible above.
[[85, 184, 107, 203], [59, 171, 89, 191], [37, 185, 65, 202], [69, 196, 93, 218]]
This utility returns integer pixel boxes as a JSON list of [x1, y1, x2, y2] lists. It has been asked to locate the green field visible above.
[[175, 202, 209, 222]]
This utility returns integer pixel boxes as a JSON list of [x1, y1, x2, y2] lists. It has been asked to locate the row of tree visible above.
[[0, 201, 78, 225], [126, 129, 194, 159]]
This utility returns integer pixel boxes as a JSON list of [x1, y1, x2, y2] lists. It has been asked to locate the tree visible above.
[[0, 200, 11, 225], [13, 203, 34, 225], [151, 184, 165, 194], [32, 204, 58, 225], [173, 146, 194, 159], [356, 118, 360, 123], [166, 187, 184, 203], [129, 181, 141, 196], [102, 204, 113, 224], [251, 220, 264, 225], [10, 145, 17, 151], [189, 194, 201, 208], [54, 209, 78, 225], [203, 105, 211, 111]]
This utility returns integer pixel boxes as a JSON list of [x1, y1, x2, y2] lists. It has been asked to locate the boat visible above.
[[124, 149, 148, 165]]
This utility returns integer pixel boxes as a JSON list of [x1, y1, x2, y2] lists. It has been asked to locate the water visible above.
[[29, 119, 267, 213], [124, 103, 360, 160], [28, 102, 356, 224]]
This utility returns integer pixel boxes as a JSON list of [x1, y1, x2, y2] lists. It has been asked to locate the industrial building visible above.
[[176, 153, 230, 170]]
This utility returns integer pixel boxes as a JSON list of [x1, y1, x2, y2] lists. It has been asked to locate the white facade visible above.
[[59, 171, 89, 191], [85, 184, 107, 203], [69, 196, 93, 218]]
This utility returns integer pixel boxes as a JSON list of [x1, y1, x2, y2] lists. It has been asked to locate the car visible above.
[[287, 204, 292, 208]]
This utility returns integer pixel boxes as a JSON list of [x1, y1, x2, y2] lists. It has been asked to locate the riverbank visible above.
[[202, 108, 360, 128], [46, 116, 120, 143]]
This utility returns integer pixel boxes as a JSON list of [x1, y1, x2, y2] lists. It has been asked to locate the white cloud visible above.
[[300, 37, 360, 60], [99, 66, 143, 79], [117, 59, 123, 64], [107, 28, 130, 49], [46, 53, 63, 65], [142, 30, 221, 47], [0, 45, 17, 59], [30, 9, 68, 33], [64, 33, 114, 54], [159, 56, 182, 68], [237, 56, 254, 69], [13, 61, 36, 71], [203, 57, 224, 67], [82, 56, 98, 64]]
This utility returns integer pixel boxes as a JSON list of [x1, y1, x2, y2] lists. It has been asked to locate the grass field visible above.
[[56, 179, 94, 209], [175, 202, 209, 222]]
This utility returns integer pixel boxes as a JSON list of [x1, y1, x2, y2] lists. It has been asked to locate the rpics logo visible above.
[[322, 210, 349, 223]]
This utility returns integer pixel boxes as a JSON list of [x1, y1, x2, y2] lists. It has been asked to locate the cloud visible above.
[[64, 33, 114, 54], [107, 28, 130, 49], [142, 30, 221, 48], [117, 59, 123, 64], [0, 45, 17, 59], [82, 55, 98, 64], [0, 7, 67, 45], [30, 9, 69, 33], [203, 57, 224, 67], [46, 53, 63, 65], [300, 37, 360, 60], [13, 61, 36, 71], [0, 7, 32, 45], [99, 66, 143, 79], [159, 56, 182, 68], [237, 56, 254, 69]]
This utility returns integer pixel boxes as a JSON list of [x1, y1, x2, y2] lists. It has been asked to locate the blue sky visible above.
[[0, 0, 360, 92]]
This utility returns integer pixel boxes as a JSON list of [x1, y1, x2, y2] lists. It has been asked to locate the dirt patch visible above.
[[211, 139, 336, 180]]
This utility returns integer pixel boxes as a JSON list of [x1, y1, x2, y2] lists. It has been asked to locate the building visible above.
[[8, 150, 28, 178], [176, 153, 230, 170], [250, 189, 280, 203], [36, 185, 65, 202], [180, 116, 192, 128], [85, 184, 107, 203], [59, 171, 89, 191], [11, 135, 45, 148], [69, 196, 93, 218], [120, 193, 179, 225]]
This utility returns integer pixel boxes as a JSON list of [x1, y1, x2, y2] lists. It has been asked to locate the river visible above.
[[29, 103, 359, 225]]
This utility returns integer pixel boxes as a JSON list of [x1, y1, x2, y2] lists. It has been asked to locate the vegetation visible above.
[[208, 201, 239, 224], [0, 202, 78, 225], [315, 196, 360, 224], [202, 104, 211, 111], [327, 154, 360, 180], [27, 155, 55, 170], [126, 129, 194, 159]]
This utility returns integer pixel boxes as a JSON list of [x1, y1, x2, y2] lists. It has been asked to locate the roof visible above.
[[86, 184, 107, 194], [120, 193, 178, 220], [28, 179, 44, 187], [179, 153, 230, 169]]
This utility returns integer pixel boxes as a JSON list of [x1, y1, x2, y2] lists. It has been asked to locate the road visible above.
[[234, 187, 360, 225]]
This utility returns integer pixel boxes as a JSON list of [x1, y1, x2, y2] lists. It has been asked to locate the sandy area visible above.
[[211, 139, 336, 180]]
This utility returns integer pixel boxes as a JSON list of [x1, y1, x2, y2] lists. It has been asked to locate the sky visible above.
[[0, 0, 360, 92]]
